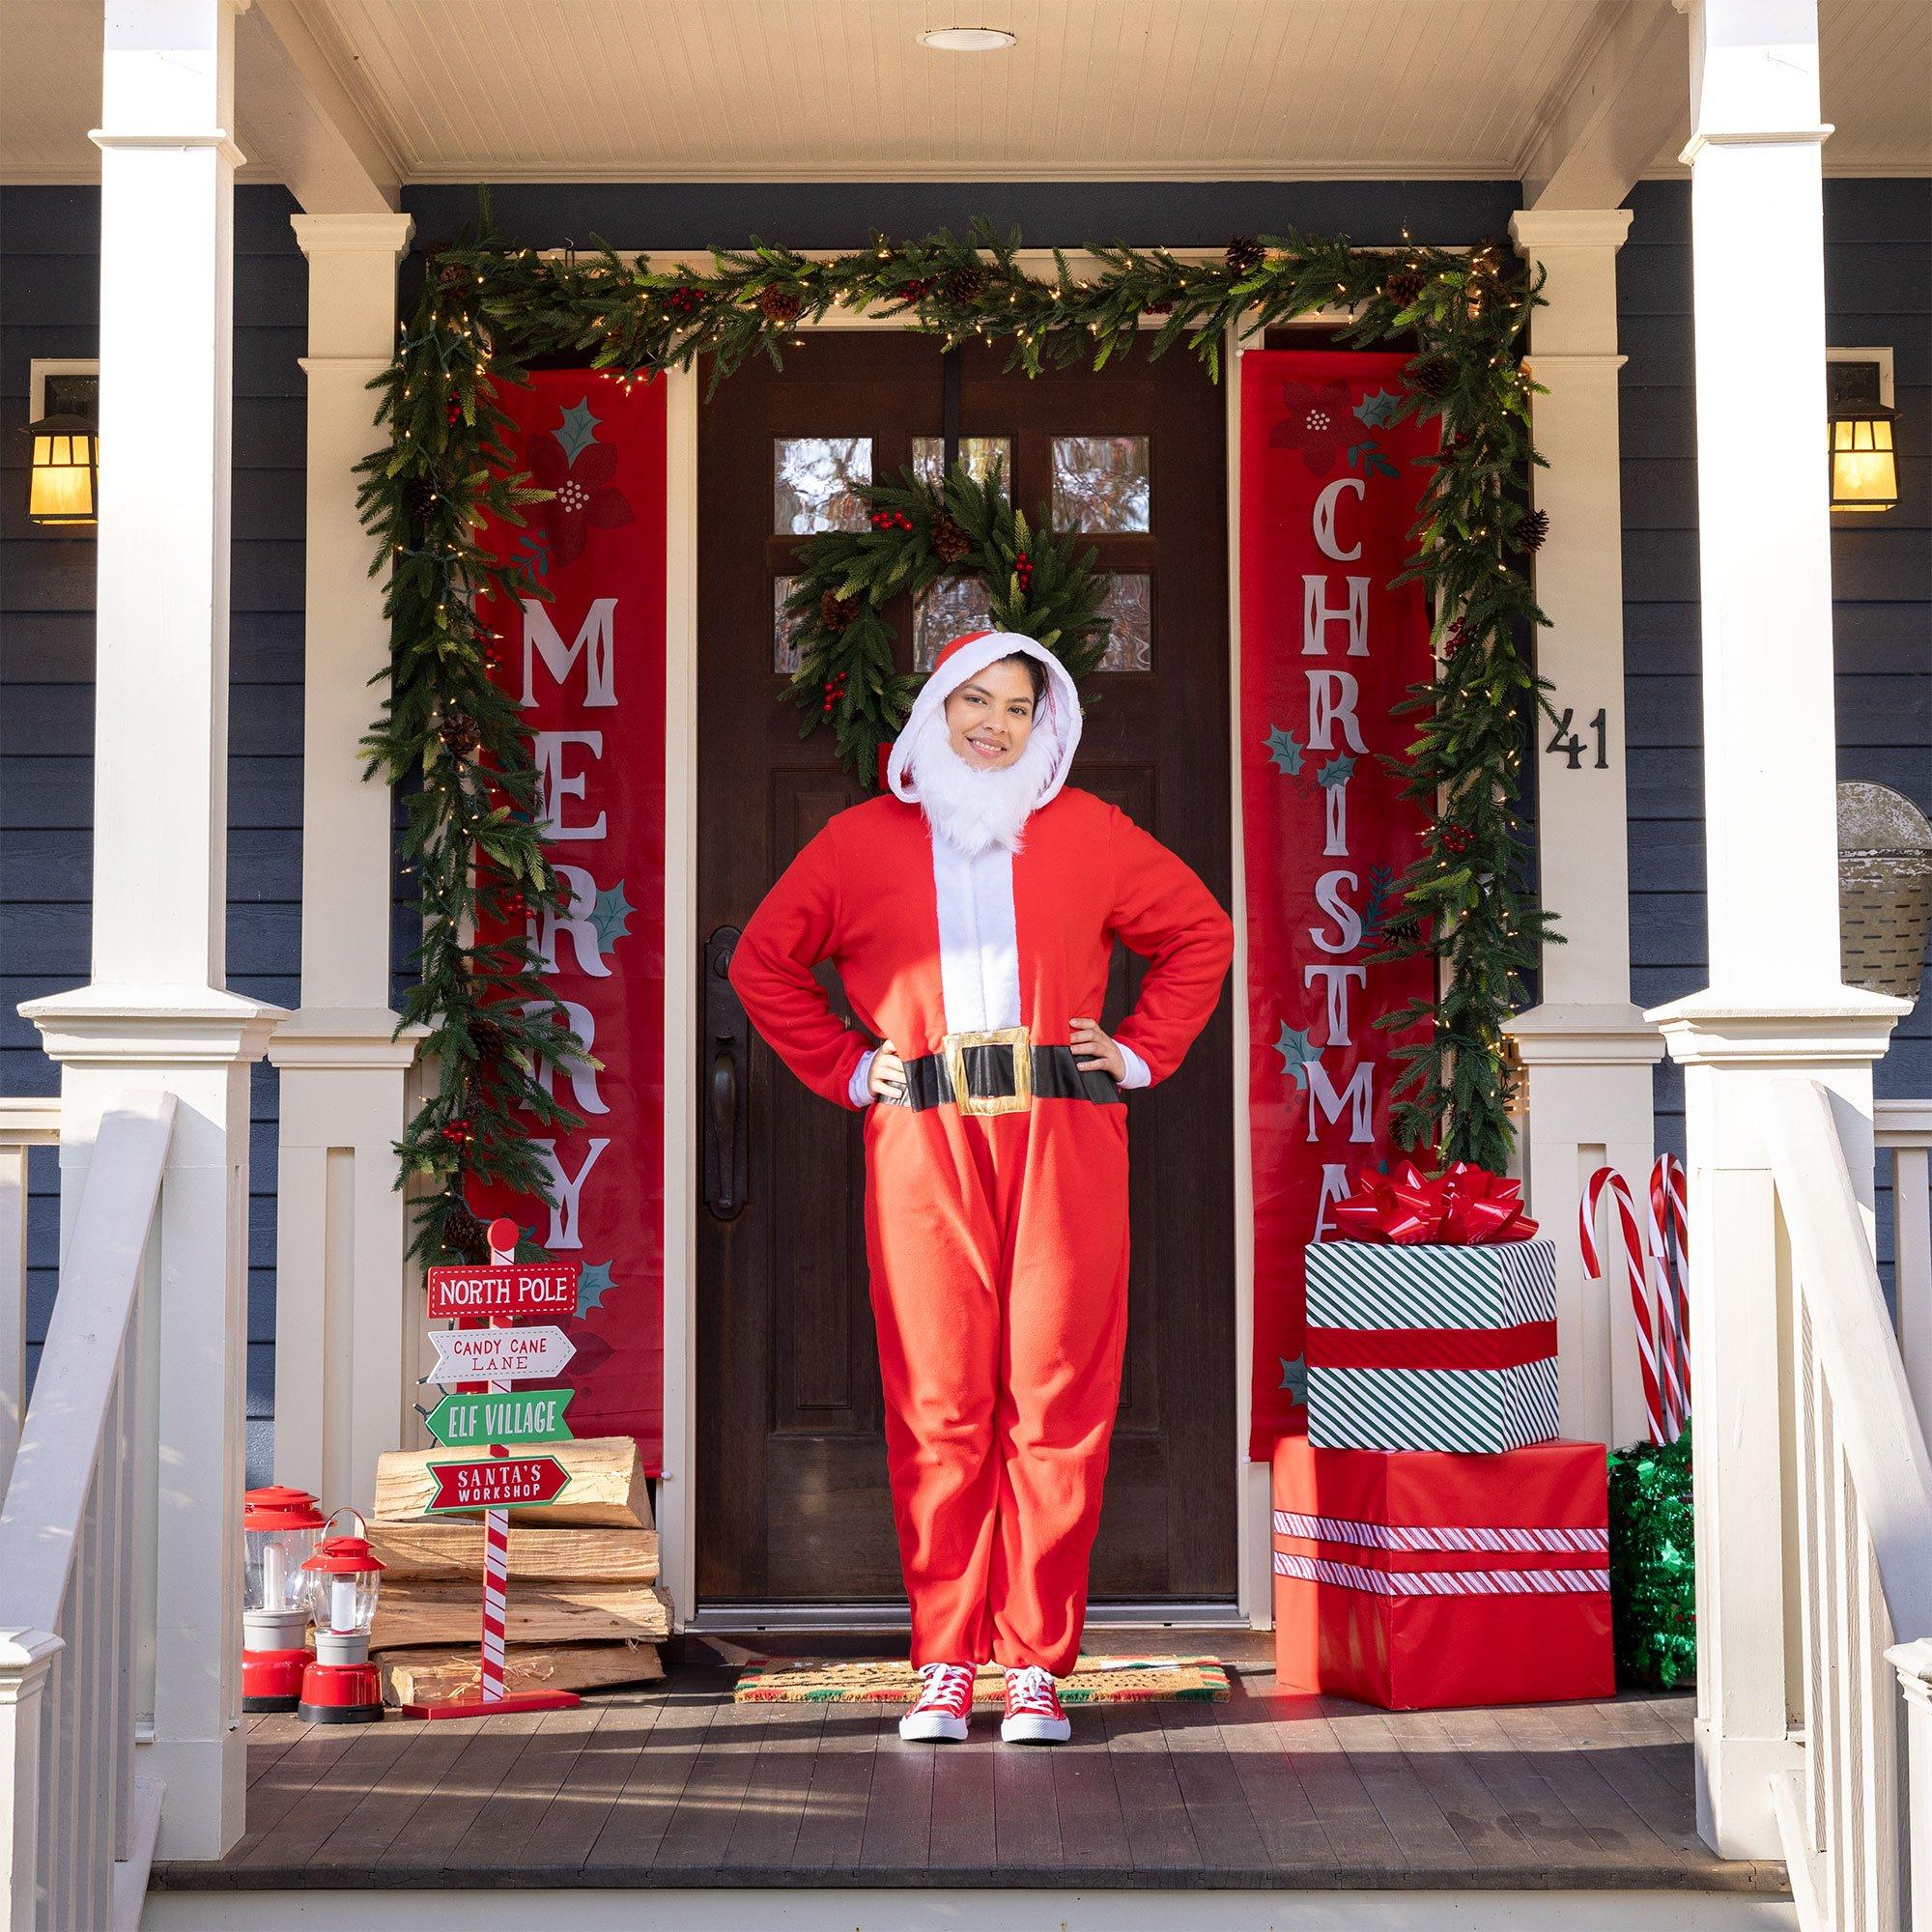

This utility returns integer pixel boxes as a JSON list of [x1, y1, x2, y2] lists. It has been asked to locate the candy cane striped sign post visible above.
[[1580, 1167, 1664, 1446], [400, 1219, 582, 1721]]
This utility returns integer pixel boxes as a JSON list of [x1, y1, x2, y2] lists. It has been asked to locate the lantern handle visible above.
[[320, 1505, 368, 1540]]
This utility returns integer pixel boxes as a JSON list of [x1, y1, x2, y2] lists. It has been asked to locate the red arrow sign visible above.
[[426, 1262, 580, 1321], [423, 1455, 571, 1514]]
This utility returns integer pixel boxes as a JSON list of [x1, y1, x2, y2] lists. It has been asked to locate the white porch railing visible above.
[[0, 1098, 60, 1499], [1763, 1078, 1932, 1932], [0, 1094, 174, 1932], [1878, 1099, 1932, 1446]]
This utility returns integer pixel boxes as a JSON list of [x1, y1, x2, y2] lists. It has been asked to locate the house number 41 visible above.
[[1546, 706, 1608, 771]]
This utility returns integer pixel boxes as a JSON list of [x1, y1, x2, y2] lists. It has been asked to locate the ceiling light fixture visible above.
[[918, 26, 1016, 52]]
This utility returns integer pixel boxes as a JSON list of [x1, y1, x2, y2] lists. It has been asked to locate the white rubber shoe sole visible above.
[[898, 1708, 969, 1743], [1000, 1710, 1071, 1745]]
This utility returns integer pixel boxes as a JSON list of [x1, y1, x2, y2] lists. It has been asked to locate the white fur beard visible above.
[[905, 713, 1059, 856]]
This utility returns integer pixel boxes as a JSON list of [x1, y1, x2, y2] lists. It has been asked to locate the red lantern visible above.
[[297, 1510, 387, 1725], [242, 1486, 324, 1713]]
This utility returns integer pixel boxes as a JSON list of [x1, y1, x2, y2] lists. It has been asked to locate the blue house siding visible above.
[[1620, 178, 1932, 1277], [0, 183, 307, 1480]]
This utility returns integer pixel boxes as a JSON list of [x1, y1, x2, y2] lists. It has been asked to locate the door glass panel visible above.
[[913, 575, 993, 670], [1097, 573, 1152, 671], [774, 436, 872, 534], [911, 436, 1012, 493], [1051, 434, 1151, 532], [773, 575, 803, 674]]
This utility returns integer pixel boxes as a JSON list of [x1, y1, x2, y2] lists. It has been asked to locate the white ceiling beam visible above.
[[235, 0, 400, 213], [1520, 0, 1690, 210]]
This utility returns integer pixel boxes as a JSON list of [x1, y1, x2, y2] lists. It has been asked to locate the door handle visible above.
[[703, 926, 750, 1220]]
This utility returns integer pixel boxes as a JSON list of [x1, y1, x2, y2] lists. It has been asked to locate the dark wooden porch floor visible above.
[[154, 1637, 1789, 1894]]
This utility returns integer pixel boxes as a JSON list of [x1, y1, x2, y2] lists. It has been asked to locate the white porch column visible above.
[[1505, 208, 1663, 1451], [18, 0, 283, 1862], [269, 213, 424, 1521], [1648, 0, 1906, 1862]]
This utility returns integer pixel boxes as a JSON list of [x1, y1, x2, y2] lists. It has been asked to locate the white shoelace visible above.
[[1006, 1664, 1058, 1714], [913, 1662, 976, 1709]]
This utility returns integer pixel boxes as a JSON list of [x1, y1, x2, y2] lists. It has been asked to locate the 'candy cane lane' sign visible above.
[[425, 1262, 580, 1321], [424, 1455, 571, 1514], [424, 1325, 577, 1387]]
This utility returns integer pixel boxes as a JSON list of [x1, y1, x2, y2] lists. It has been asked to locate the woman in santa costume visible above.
[[730, 628, 1232, 1745]]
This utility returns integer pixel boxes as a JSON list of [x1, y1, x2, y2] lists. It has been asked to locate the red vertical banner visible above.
[[1240, 351, 1436, 1460], [469, 372, 668, 1471]]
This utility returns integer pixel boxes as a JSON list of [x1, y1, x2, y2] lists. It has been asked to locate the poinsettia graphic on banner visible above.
[[470, 378, 668, 1470], [1241, 351, 1436, 1461]]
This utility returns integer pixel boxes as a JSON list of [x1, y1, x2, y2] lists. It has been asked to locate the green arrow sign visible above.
[[423, 1387, 576, 1450]]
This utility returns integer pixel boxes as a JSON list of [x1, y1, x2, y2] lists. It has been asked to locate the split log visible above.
[[372, 1435, 652, 1527], [381, 1640, 665, 1707], [366, 1520, 659, 1584], [370, 1579, 672, 1651]]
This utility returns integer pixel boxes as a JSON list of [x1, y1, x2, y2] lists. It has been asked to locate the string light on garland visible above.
[[360, 210, 1552, 1257]]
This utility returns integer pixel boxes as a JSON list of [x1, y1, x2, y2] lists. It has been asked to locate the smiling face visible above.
[[943, 656, 1039, 770]]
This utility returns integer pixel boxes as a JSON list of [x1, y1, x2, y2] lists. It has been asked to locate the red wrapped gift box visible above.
[[1272, 1435, 1613, 1711]]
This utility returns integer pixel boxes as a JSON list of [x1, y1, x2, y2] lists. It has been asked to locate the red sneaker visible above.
[[1000, 1664, 1070, 1745], [898, 1662, 977, 1743]]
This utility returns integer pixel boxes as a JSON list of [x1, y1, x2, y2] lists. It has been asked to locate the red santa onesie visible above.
[[729, 629, 1232, 1729]]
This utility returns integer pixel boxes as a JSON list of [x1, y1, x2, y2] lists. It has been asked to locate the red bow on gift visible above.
[[1330, 1158, 1539, 1245]]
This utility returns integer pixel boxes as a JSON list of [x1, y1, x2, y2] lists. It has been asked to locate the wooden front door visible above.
[[696, 330, 1236, 1611]]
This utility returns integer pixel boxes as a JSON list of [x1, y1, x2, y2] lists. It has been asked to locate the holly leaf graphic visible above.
[[1273, 1023, 1321, 1092], [1278, 1354, 1308, 1405], [577, 1259, 615, 1319], [1318, 753, 1356, 789], [590, 880, 634, 952], [1352, 388, 1404, 428], [553, 397, 602, 467], [1264, 725, 1304, 776]]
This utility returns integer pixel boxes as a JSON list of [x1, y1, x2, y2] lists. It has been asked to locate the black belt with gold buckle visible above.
[[883, 1024, 1123, 1114]]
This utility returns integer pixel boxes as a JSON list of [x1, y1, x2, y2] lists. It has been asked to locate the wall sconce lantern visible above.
[[1828, 355, 1898, 515], [21, 412, 99, 526]]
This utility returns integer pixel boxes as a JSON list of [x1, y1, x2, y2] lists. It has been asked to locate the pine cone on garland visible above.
[[435, 257, 467, 287], [469, 1014, 505, 1062], [1145, 297, 1175, 316], [402, 475, 438, 533], [757, 286, 805, 326], [819, 588, 862, 632], [1382, 266, 1427, 307], [1407, 354, 1456, 399], [1225, 236, 1266, 276], [1381, 914, 1425, 949], [1513, 508, 1550, 554], [440, 1197, 490, 1264], [439, 707, 481, 759], [940, 266, 986, 306], [931, 514, 972, 564]]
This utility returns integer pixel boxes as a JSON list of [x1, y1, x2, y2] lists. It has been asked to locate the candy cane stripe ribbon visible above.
[[1581, 1166, 1663, 1445], [1271, 1509, 1607, 1554], [1272, 1550, 1606, 1596]]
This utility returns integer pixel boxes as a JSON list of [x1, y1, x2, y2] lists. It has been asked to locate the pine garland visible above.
[[360, 215, 1551, 1262], [781, 463, 1110, 782]]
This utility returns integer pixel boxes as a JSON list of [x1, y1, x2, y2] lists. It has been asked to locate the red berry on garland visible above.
[[501, 889, 527, 918], [819, 589, 862, 632], [1225, 235, 1266, 276], [667, 285, 706, 317], [894, 276, 938, 301], [1513, 508, 1549, 554], [757, 286, 805, 326], [440, 1117, 472, 1147], [445, 397, 465, 426], [1439, 823, 1476, 858], [436, 257, 466, 287]]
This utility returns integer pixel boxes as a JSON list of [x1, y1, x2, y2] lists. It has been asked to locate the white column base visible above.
[[1653, 987, 1905, 1861], [267, 1009, 428, 1514], [20, 984, 286, 1862], [1506, 1002, 1664, 1447]]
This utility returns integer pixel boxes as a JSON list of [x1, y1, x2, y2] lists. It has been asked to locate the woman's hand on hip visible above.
[[868, 1039, 908, 1102], [1069, 1017, 1125, 1082]]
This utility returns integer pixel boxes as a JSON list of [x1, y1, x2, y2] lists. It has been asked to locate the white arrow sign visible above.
[[424, 1325, 577, 1387]]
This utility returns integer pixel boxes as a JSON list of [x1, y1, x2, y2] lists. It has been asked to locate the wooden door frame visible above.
[[656, 255, 1350, 1632]]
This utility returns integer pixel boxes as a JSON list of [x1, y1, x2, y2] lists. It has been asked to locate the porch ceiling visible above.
[[3, 0, 1927, 191]]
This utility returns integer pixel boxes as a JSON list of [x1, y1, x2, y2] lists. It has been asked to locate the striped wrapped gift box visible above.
[[1271, 1435, 1613, 1710], [1303, 1236, 1560, 1453]]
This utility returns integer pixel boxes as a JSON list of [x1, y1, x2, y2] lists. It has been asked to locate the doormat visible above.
[[733, 1654, 1230, 1705]]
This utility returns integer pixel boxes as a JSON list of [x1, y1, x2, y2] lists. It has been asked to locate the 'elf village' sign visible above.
[[424, 1388, 577, 1449]]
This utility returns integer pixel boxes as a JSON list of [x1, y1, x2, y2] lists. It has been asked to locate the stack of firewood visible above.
[[366, 1435, 669, 1706]]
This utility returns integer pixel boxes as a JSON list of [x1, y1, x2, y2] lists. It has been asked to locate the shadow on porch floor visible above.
[[152, 1634, 1789, 1895]]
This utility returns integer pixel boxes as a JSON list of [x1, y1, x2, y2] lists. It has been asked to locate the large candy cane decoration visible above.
[[1581, 1167, 1663, 1445], [1648, 1154, 1690, 1438]]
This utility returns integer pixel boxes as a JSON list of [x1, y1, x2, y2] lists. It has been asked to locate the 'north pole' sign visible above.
[[424, 1325, 577, 1387], [425, 1261, 580, 1321], [422, 1454, 572, 1515], [424, 1388, 576, 1450]]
